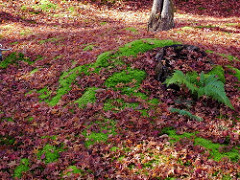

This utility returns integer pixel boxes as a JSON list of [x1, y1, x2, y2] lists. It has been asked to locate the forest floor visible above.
[[0, 0, 240, 179]]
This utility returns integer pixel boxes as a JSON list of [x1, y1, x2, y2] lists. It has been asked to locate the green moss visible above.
[[30, 68, 39, 75], [219, 53, 240, 62], [110, 146, 119, 152], [39, 37, 61, 44], [0, 52, 21, 68], [103, 98, 139, 111], [0, 135, 15, 145], [20, 29, 33, 36], [225, 23, 239, 26], [148, 98, 159, 105], [1, 117, 14, 122], [83, 44, 95, 51], [32, 0, 57, 12], [181, 26, 194, 30], [41, 135, 57, 140], [105, 68, 146, 92], [37, 87, 52, 100], [222, 174, 233, 180], [66, 165, 83, 175], [195, 137, 239, 162], [195, 25, 216, 29], [27, 117, 34, 122], [48, 64, 90, 106], [68, 6, 75, 13], [162, 128, 195, 143], [205, 49, 214, 54], [10, 41, 19, 45], [75, 87, 98, 108], [117, 39, 179, 58], [100, 21, 107, 25], [124, 27, 138, 33], [82, 119, 117, 148], [37, 144, 64, 164], [162, 128, 240, 162], [48, 39, 179, 106], [206, 50, 240, 62], [0, 52, 35, 68], [93, 51, 112, 68], [13, 158, 30, 178]]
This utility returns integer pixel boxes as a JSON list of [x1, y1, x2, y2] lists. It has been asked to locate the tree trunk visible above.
[[148, 0, 174, 32]]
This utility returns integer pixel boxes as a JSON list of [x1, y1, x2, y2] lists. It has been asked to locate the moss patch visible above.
[[103, 98, 139, 111], [13, 158, 30, 178], [206, 50, 240, 62], [0, 135, 15, 145], [82, 119, 117, 148], [64, 165, 83, 176], [74, 87, 98, 108], [45, 39, 179, 106], [105, 68, 146, 95], [83, 44, 96, 51], [32, 0, 57, 12], [194, 137, 239, 162], [0, 52, 34, 68], [117, 39, 179, 58], [48, 64, 90, 106], [37, 87, 52, 101], [37, 144, 64, 164], [162, 128, 240, 162]]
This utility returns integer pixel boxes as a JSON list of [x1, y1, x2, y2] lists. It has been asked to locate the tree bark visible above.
[[148, 0, 174, 32]]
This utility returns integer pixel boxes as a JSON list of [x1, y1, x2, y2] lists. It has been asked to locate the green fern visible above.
[[170, 108, 203, 121], [165, 70, 198, 93], [207, 65, 225, 83], [165, 70, 233, 109], [226, 65, 240, 81]]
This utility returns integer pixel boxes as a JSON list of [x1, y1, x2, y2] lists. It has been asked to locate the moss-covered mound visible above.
[[34, 39, 179, 106]]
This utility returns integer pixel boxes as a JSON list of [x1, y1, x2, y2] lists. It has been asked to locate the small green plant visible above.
[[13, 158, 30, 178], [165, 70, 233, 109], [170, 108, 202, 121]]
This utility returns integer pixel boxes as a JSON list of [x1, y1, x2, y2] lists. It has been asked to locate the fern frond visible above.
[[165, 70, 234, 109], [170, 108, 203, 121], [198, 79, 234, 109], [165, 70, 198, 93], [207, 65, 225, 83]]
